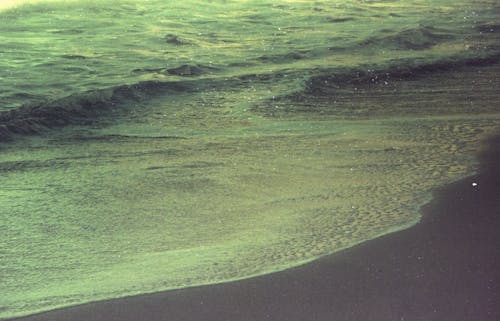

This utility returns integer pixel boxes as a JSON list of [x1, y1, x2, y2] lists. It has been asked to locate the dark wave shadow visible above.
[[0, 81, 194, 143], [252, 52, 500, 118], [2, 51, 500, 142]]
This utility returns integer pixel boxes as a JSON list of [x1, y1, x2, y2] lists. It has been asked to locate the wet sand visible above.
[[9, 135, 500, 321]]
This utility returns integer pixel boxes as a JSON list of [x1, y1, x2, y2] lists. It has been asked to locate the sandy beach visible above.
[[8, 136, 499, 321]]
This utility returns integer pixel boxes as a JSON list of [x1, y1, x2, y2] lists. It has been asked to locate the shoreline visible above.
[[7, 134, 500, 321]]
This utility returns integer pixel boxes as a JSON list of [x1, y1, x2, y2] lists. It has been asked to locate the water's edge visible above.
[[5, 131, 498, 321]]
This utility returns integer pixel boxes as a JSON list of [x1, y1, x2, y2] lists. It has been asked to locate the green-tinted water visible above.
[[1, 0, 499, 318], [1, 0, 499, 110]]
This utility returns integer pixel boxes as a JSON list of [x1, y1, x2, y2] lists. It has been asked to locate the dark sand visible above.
[[9, 136, 500, 321]]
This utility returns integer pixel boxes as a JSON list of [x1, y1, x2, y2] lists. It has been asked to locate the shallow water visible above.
[[1, 0, 500, 319]]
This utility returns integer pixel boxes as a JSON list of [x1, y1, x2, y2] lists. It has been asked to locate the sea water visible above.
[[1, 0, 499, 318]]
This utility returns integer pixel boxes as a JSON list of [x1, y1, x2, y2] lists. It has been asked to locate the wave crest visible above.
[[0, 81, 192, 142]]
